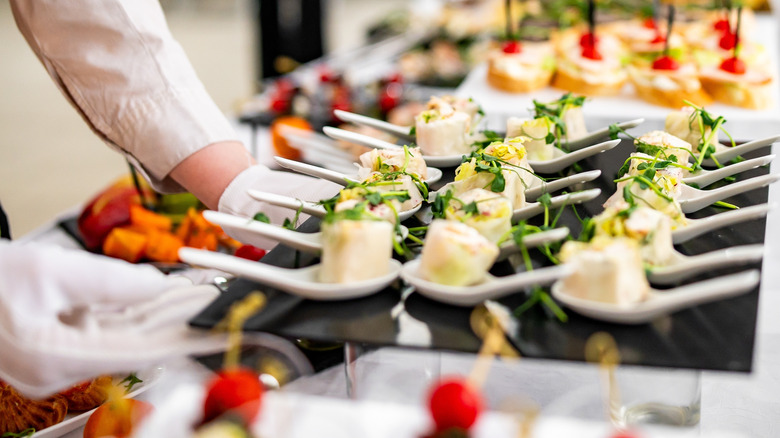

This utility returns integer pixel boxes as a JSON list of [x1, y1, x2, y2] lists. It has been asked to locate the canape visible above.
[[418, 219, 499, 286]]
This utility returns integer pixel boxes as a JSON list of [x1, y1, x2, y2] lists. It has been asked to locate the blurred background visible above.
[[0, 0, 773, 238], [0, 0, 409, 237]]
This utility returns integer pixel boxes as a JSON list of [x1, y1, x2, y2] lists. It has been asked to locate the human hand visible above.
[[218, 165, 341, 249], [0, 241, 227, 399]]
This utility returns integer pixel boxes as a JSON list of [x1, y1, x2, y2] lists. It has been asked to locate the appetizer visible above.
[[627, 60, 712, 109], [415, 96, 473, 156], [591, 205, 676, 266], [357, 145, 428, 180], [418, 219, 499, 286], [558, 236, 650, 305], [331, 185, 405, 225], [486, 38, 556, 93], [664, 103, 733, 161], [505, 116, 556, 161], [319, 202, 395, 284], [605, 151, 688, 227], [443, 188, 513, 244], [551, 27, 628, 96], [698, 59, 774, 110], [437, 138, 532, 209]]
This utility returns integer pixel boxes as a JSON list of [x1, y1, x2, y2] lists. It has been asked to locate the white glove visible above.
[[218, 165, 341, 249], [0, 240, 228, 399]]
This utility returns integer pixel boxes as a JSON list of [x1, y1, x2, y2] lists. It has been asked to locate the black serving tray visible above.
[[190, 139, 770, 372]]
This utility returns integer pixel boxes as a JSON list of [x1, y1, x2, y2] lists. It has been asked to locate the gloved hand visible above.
[[0, 240, 228, 399], [218, 165, 341, 249]]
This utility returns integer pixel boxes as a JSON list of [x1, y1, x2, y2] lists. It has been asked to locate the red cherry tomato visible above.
[[719, 32, 737, 50], [714, 18, 731, 33], [234, 245, 266, 261], [502, 40, 522, 54], [720, 56, 747, 75], [650, 31, 666, 44], [427, 378, 484, 432], [609, 431, 642, 438], [579, 32, 599, 49], [203, 367, 264, 426], [270, 97, 290, 114], [581, 45, 603, 60], [652, 55, 679, 71], [642, 17, 657, 30], [379, 83, 403, 114], [386, 72, 404, 84]]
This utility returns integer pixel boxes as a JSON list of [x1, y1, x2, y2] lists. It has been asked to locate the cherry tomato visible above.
[[609, 431, 642, 438], [234, 245, 266, 261], [202, 367, 264, 426], [579, 32, 599, 49], [427, 377, 484, 432], [379, 83, 403, 114], [713, 18, 731, 33], [652, 55, 679, 71], [719, 32, 737, 50], [270, 97, 290, 114], [581, 45, 603, 60], [650, 31, 665, 44], [386, 72, 404, 84], [83, 399, 154, 438], [502, 40, 522, 54], [720, 56, 747, 75], [642, 17, 657, 30]]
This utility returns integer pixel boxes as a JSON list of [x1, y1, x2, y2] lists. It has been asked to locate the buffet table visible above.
[[22, 116, 780, 436]]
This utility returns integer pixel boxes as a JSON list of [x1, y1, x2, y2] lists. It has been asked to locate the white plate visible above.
[[33, 366, 165, 438]]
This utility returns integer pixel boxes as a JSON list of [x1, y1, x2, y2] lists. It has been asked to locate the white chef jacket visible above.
[[10, 0, 238, 193]]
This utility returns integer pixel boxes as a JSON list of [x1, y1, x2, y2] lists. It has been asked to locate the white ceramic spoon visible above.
[[401, 259, 573, 307], [677, 173, 780, 213], [323, 125, 464, 167], [701, 135, 780, 167], [562, 119, 645, 151], [672, 203, 772, 243], [247, 190, 326, 217], [528, 139, 620, 174], [334, 109, 643, 154], [525, 170, 601, 201], [512, 189, 601, 222], [647, 244, 764, 285], [179, 248, 402, 301], [551, 269, 760, 324], [497, 227, 570, 261], [246, 190, 419, 223], [334, 109, 416, 142], [325, 125, 621, 173], [683, 154, 775, 188], [203, 210, 409, 254], [274, 155, 443, 187]]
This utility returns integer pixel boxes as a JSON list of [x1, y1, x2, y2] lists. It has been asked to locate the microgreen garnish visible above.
[[531, 92, 586, 150], [121, 373, 143, 393], [252, 212, 271, 223]]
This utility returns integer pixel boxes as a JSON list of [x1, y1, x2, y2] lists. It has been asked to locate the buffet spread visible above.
[[9, 1, 779, 437]]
